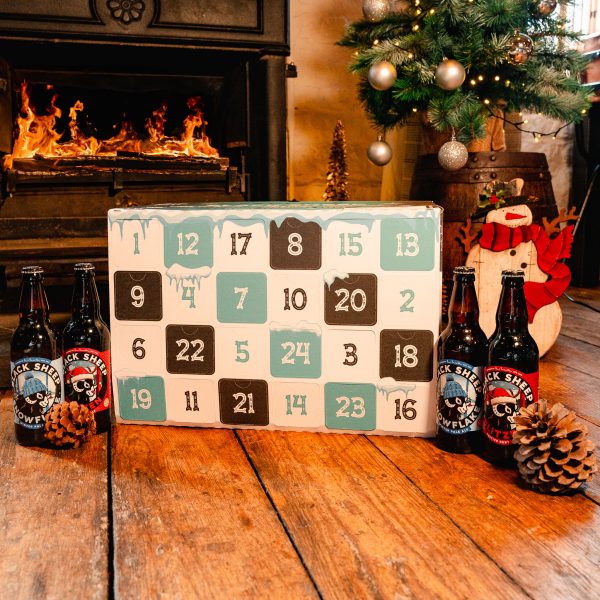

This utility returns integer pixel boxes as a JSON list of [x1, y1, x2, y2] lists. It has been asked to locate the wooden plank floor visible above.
[[1, 287, 599, 599]]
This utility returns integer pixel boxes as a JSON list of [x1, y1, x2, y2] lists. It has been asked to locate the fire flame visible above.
[[4, 82, 219, 169]]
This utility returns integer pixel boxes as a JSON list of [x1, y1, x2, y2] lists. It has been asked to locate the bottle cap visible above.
[[21, 265, 43, 275], [453, 266, 475, 276], [74, 263, 95, 272], [501, 269, 525, 278]]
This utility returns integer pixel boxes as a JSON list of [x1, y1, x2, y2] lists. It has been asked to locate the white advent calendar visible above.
[[108, 201, 442, 436]]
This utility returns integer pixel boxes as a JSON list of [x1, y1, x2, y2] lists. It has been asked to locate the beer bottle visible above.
[[10, 266, 63, 446], [436, 266, 488, 453], [483, 270, 539, 465], [62, 263, 111, 434]]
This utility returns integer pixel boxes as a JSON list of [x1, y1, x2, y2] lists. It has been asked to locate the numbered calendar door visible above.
[[114, 271, 162, 321], [165, 378, 217, 424], [270, 218, 322, 270], [117, 376, 166, 422], [215, 327, 269, 379], [216, 272, 267, 324], [109, 219, 164, 269], [112, 325, 164, 373], [166, 325, 215, 375], [269, 382, 324, 428], [380, 330, 434, 382], [219, 379, 269, 426], [324, 219, 379, 272], [214, 220, 269, 270], [380, 218, 436, 272], [325, 383, 377, 431], [376, 383, 436, 434], [324, 273, 377, 326], [269, 272, 322, 326]]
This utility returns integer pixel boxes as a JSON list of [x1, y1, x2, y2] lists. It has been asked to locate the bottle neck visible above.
[[19, 276, 48, 323], [72, 272, 101, 319], [496, 279, 529, 331], [447, 277, 479, 327]]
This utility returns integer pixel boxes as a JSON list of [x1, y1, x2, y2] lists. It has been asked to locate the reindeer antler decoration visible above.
[[457, 218, 479, 253], [542, 207, 578, 236]]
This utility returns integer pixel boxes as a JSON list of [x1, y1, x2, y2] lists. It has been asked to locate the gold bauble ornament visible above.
[[438, 135, 468, 171], [435, 58, 466, 91], [508, 33, 534, 65], [537, 0, 557, 16], [367, 135, 393, 166], [362, 0, 391, 21], [367, 61, 397, 91]]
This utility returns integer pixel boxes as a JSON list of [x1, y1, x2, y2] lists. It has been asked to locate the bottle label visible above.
[[11, 357, 64, 430], [63, 348, 111, 414], [483, 366, 539, 445], [436, 359, 484, 435]]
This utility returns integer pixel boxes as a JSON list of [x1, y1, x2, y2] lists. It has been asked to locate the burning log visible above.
[[4, 82, 220, 169]]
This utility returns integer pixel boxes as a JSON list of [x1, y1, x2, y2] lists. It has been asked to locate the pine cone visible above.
[[44, 401, 97, 449], [514, 400, 597, 494]]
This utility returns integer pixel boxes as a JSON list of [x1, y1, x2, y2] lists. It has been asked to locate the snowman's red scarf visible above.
[[479, 222, 574, 322]]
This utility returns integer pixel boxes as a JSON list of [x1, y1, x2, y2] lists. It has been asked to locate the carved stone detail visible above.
[[107, 0, 145, 24]]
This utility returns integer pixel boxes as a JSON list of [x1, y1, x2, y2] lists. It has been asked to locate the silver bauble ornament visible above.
[[438, 136, 468, 171], [368, 61, 397, 91], [537, 0, 557, 16], [508, 33, 534, 65], [435, 59, 466, 91], [367, 136, 393, 166], [362, 0, 391, 21]]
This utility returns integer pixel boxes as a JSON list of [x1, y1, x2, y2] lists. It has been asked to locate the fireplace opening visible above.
[[0, 0, 289, 385], [8, 79, 222, 162]]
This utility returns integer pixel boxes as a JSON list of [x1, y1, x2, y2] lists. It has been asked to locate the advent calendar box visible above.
[[108, 201, 442, 436]]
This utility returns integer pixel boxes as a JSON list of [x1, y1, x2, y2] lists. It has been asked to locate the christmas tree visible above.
[[339, 0, 591, 145], [323, 120, 350, 201]]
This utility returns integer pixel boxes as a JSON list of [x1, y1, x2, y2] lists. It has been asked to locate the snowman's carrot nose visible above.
[[505, 212, 526, 220]]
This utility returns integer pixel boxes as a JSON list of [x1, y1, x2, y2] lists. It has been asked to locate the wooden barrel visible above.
[[410, 151, 559, 292]]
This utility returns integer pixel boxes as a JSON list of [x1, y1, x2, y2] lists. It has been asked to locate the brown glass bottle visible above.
[[483, 270, 539, 466], [10, 266, 63, 446], [62, 263, 112, 434], [436, 267, 488, 453]]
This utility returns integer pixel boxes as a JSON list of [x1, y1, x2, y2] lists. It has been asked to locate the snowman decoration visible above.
[[466, 186, 575, 356]]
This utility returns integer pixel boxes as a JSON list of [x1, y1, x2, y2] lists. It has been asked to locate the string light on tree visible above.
[[437, 131, 468, 171], [537, 0, 557, 16], [367, 135, 393, 166], [435, 58, 466, 90], [368, 61, 397, 90], [508, 33, 534, 65]]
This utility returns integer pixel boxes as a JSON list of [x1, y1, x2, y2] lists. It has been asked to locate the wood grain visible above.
[[238, 429, 527, 599], [371, 435, 600, 600], [111, 424, 317, 599], [544, 335, 600, 380], [540, 359, 600, 426], [0, 394, 108, 600], [557, 301, 600, 347]]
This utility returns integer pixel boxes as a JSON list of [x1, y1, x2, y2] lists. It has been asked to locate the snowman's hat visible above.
[[471, 195, 539, 221]]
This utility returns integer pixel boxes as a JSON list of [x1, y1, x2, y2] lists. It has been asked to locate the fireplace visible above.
[[0, 0, 289, 285], [0, 1, 289, 384]]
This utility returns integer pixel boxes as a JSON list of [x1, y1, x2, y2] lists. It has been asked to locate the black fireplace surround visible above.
[[0, 0, 289, 286]]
